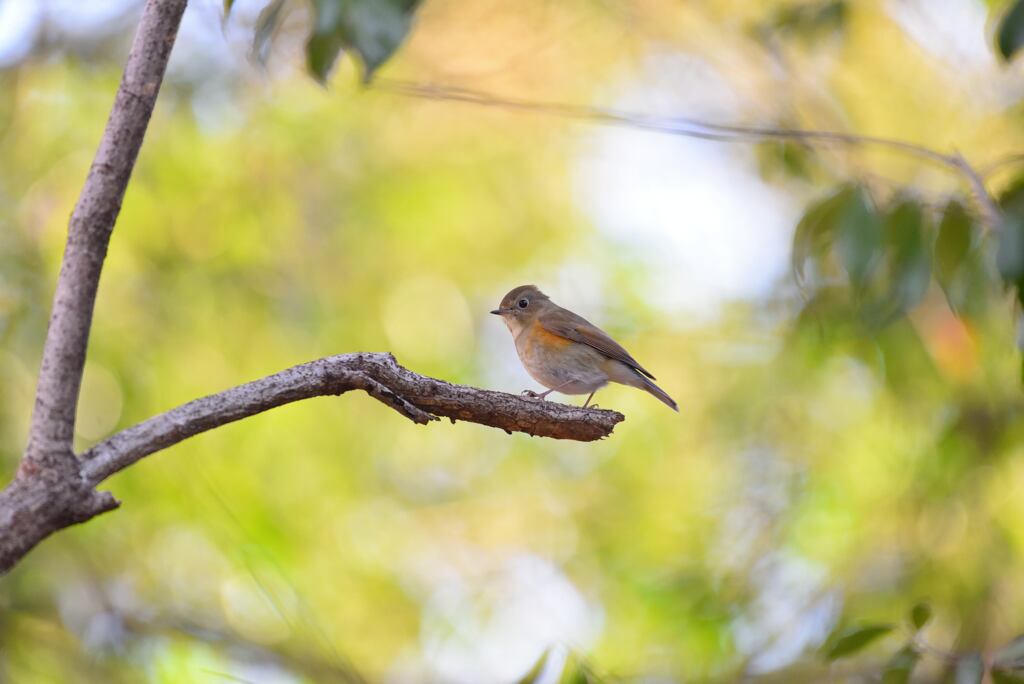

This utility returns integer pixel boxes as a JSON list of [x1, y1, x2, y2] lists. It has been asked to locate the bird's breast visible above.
[[514, 323, 608, 392]]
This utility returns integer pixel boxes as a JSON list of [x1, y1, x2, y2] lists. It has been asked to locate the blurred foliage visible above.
[[757, 0, 847, 45], [998, 0, 1024, 61], [304, 0, 422, 83], [237, 0, 423, 82], [4, 0, 1024, 682]]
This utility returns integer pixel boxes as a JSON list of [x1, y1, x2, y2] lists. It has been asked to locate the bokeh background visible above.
[[2, 0, 1024, 681]]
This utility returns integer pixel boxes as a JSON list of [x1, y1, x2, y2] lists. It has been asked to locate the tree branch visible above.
[[373, 79, 1006, 232], [951, 151, 1004, 230], [0, 0, 187, 575], [80, 352, 624, 485], [23, 0, 188, 476], [0, 353, 623, 572]]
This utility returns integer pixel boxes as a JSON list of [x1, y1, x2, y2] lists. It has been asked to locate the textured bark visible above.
[[24, 0, 188, 475], [0, 352, 623, 572], [80, 353, 625, 484], [0, 475, 119, 574], [0, 0, 188, 574]]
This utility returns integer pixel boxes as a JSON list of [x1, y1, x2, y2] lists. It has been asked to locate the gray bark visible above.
[[1, 352, 623, 572], [24, 0, 189, 474], [0, 0, 188, 575], [80, 352, 624, 485]]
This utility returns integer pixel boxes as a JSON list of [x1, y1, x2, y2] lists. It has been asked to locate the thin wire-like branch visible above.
[[980, 152, 1024, 179], [372, 79, 1005, 230], [910, 635, 959, 665], [81, 352, 625, 485], [951, 151, 1004, 230]]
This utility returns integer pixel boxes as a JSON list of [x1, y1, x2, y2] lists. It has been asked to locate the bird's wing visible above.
[[538, 309, 656, 380]]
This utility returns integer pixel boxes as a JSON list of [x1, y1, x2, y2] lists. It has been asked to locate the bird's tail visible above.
[[639, 375, 678, 412]]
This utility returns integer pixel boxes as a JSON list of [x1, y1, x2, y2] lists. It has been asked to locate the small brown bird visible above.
[[491, 285, 678, 411]]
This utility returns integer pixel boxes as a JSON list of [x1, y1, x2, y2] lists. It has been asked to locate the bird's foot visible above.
[[521, 389, 546, 400]]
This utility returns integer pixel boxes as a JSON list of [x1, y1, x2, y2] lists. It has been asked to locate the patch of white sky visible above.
[[0, 0, 42, 67], [573, 52, 801, 323], [886, 0, 993, 70], [0, 0, 141, 68], [732, 552, 840, 673], [885, 0, 1024, 106], [0, 0, 289, 130], [416, 553, 603, 684]]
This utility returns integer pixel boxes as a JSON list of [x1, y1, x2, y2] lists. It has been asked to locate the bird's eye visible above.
[[517, 298, 529, 309]]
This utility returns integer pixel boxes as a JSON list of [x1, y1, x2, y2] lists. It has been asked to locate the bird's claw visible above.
[[521, 390, 544, 400]]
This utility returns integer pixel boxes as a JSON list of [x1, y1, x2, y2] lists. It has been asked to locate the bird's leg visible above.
[[582, 391, 597, 408], [522, 381, 573, 401]]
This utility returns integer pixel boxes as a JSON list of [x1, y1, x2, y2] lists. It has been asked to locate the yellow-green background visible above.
[[1, 0, 1024, 681]]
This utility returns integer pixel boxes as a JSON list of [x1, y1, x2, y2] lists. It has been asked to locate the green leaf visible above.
[[792, 285, 858, 351], [999, 178, 1024, 304], [306, 0, 422, 84], [824, 624, 894, 660], [940, 237, 995, 320], [995, 635, 1024, 668], [885, 198, 931, 313], [772, 0, 847, 38], [224, 0, 235, 16], [935, 200, 973, 287], [997, 215, 1024, 287], [792, 185, 856, 286], [955, 652, 985, 684], [516, 649, 551, 684], [994, 670, 1024, 684], [853, 197, 931, 330], [560, 668, 589, 684], [1001, 176, 1024, 215], [997, 178, 1024, 323], [836, 187, 882, 289], [910, 602, 932, 630], [882, 645, 920, 684], [558, 655, 596, 684], [756, 140, 816, 181], [998, 0, 1024, 61], [252, 0, 288, 64]]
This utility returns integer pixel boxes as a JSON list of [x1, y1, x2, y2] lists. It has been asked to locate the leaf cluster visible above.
[[821, 604, 1024, 683], [793, 186, 990, 330], [227, 0, 422, 83]]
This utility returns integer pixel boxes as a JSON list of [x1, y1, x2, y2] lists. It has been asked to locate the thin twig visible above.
[[980, 152, 1024, 179], [372, 79, 1005, 231], [951, 151, 1004, 230]]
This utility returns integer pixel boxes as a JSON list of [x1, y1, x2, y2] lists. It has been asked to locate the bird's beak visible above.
[[490, 308, 507, 316]]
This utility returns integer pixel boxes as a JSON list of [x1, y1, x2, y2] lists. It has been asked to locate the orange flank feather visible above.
[[523, 322, 575, 351]]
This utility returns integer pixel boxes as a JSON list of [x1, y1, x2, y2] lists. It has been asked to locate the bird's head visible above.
[[490, 285, 553, 333]]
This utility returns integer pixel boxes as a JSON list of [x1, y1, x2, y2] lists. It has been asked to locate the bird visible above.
[[490, 285, 678, 411]]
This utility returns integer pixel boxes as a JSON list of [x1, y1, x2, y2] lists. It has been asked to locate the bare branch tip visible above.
[[88, 490, 121, 516]]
